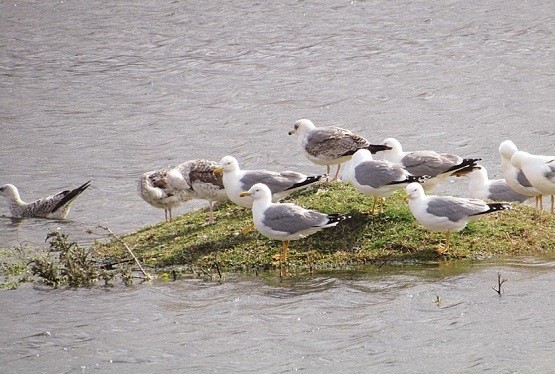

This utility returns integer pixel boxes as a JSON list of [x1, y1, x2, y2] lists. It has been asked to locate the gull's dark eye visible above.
[[294, 124, 299, 130]]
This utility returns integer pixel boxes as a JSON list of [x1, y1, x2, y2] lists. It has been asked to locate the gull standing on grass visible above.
[[138, 169, 184, 222], [213, 155, 326, 208], [0, 181, 90, 219], [511, 151, 555, 213], [288, 119, 391, 182], [240, 183, 350, 266], [465, 165, 531, 203], [167, 159, 228, 224], [380, 138, 481, 190], [499, 140, 543, 209], [342, 149, 429, 214], [405, 182, 510, 252]]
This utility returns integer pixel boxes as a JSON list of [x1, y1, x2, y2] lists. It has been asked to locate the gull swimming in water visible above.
[[465, 165, 531, 203], [213, 155, 326, 208], [167, 159, 228, 224], [288, 119, 391, 181], [342, 149, 429, 214], [405, 182, 510, 252], [0, 181, 91, 219], [380, 138, 481, 190], [138, 168, 184, 222], [240, 183, 350, 265], [498, 140, 543, 209], [511, 151, 555, 213]]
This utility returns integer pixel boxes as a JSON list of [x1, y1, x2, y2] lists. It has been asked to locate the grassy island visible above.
[[2, 183, 554, 289], [96, 183, 555, 275]]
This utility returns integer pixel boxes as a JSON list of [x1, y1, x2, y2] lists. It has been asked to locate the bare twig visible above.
[[98, 225, 151, 280], [492, 271, 507, 296], [505, 232, 515, 246], [199, 267, 212, 278], [213, 261, 222, 279]]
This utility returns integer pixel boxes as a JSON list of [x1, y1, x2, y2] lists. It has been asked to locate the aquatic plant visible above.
[[0, 246, 33, 290], [0, 232, 140, 289]]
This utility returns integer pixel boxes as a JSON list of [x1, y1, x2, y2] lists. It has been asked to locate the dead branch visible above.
[[213, 261, 222, 279], [98, 225, 151, 280], [492, 271, 507, 296]]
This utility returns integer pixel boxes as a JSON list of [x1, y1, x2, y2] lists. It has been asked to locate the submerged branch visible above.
[[492, 271, 507, 296]]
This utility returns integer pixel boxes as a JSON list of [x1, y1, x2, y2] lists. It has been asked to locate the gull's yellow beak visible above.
[[213, 166, 224, 176], [239, 191, 251, 197], [288, 129, 296, 136]]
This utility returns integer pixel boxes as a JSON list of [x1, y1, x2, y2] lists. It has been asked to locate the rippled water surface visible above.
[[0, 0, 552, 246], [0, 1, 553, 372], [1, 262, 554, 373]]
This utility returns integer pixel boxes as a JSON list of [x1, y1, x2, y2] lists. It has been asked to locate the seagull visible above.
[[465, 165, 531, 203], [288, 119, 391, 181], [511, 151, 555, 213], [0, 181, 90, 219], [167, 159, 228, 224], [498, 140, 543, 209], [213, 155, 326, 208], [380, 138, 481, 190], [405, 182, 510, 252], [239, 183, 350, 265], [138, 169, 184, 222], [342, 149, 429, 214]]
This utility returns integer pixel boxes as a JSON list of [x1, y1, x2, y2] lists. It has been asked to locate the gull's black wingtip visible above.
[[51, 181, 92, 213]]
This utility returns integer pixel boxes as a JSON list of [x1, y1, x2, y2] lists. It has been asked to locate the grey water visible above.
[[1, 0, 553, 247], [1, 261, 554, 373], [0, 0, 553, 372]]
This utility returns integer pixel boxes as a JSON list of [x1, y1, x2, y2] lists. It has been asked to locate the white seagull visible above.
[[288, 119, 391, 181], [0, 181, 90, 219], [498, 140, 543, 209], [342, 149, 429, 214], [138, 169, 184, 222], [167, 159, 228, 224], [511, 151, 555, 213], [239, 183, 349, 265], [406, 182, 510, 252], [465, 165, 531, 203], [213, 155, 326, 208], [380, 138, 481, 190]]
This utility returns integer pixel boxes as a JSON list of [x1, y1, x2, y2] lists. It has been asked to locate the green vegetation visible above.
[[0, 246, 31, 290], [1, 231, 135, 289], [2, 183, 553, 289], [96, 183, 554, 273]]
